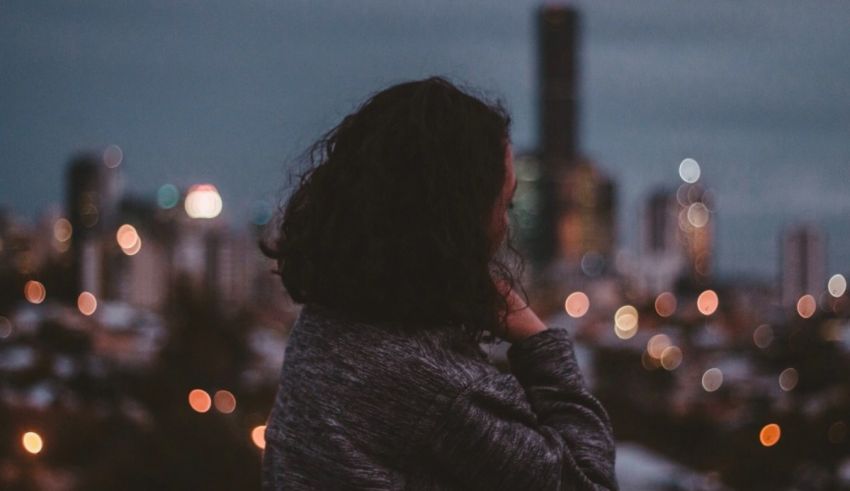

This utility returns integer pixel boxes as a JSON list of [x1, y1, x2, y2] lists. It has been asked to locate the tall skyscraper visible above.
[[638, 187, 686, 295], [532, 4, 617, 277], [637, 183, 714, 296], [66, 152, 107, 298], [780, 223, 827, 308], [554, 157, 617, 268], [65, 147, 124, 301], [538, 4, 580, 167]]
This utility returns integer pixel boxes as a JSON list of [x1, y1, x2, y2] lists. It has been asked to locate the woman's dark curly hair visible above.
[[258, 76, 528, 345]]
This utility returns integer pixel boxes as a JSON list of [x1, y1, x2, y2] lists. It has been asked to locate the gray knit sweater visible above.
[[261, 302, 618, 490]]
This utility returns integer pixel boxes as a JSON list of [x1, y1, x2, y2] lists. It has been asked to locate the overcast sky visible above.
[[2, 0, 849, 282]]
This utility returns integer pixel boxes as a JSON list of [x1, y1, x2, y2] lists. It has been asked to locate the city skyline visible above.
[[2, 0, 849, 282]]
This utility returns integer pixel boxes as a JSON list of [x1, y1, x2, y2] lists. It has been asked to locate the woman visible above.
[[258, 77, 618, 490]]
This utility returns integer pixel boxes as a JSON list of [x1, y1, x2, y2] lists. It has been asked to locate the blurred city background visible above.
[[2, 1, 849, 489]]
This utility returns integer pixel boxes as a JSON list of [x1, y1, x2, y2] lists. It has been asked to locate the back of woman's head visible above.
[[259, 76, 525, 343]]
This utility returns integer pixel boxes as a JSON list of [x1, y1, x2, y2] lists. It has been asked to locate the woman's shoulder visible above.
[[288, 303, 498, 393]]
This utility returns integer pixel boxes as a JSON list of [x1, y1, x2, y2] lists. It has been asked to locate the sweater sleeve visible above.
[[423, 327, 618, 490]]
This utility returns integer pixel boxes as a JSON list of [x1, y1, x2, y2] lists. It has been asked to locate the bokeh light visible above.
[[0, 316, 12, 339], [646, 334, 671, 359], [702, 368, 723, 392], [796, 294, 817, 318], [22, 431, 43, 454], [102, 144, 123, 168], [24, 280, 46, 304], [827, 274, 847, 297], [185, 184, 223, 219], [697, 290, 719, 316], [77, 291, 97, 316], [80, 203, 99, 228], [53, 218, 73, 242], [660, 345, 682, 370], [158, 184, 180, 209], [614, 305, 638, 339], [251, 199, 273, 226], [678, 158, 701, 183], [828, 421, 847, 444], [564, 291, 590, 318], [753, 324, 774, 349], [116, 224, 142, 256], [760, 423, 781, 447], [687, 202, 710, 228], [580, 251, 605, 277], [779, 368, 798, 391], [116, 224, 139, 248], [214, 390, 237, 414], [252, 425, 266, 449], [654, 292, 677, 317], [641, 350, 661, 370], [188, 389, 212, 413]]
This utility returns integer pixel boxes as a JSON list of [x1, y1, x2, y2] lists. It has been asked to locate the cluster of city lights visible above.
[[560, 276, 847, 349], [642, 333, 682, 370], [188, 388, 237, 414], [21, 178, 230, 313], [22, 280, 100, 317], [561, 266, 848, 449], [186, 389, 266, 449]]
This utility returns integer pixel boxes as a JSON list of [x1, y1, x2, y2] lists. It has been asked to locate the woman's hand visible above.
[[492, 281, 548, 344]]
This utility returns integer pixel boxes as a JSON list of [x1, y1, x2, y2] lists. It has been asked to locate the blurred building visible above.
[[538, 4, 579, 167], [553, 157, 617, 272], [675, 182, 714, 283], [61, 148, 282, 316], [779, 222, 827, 308], [638, 187, 686, 295], [636, 182, 714, 298], [110, 194, 174, 311], [65, 149, 122, 299], [532, 4, 618, 279]]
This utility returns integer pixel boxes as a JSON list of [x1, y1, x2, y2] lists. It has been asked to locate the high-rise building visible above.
[[779, 223, 827, 308], [538, 4, 580, 167], [554, 157, 617, 269], [637, 183, 714, 296], [111, 195, 173, 311], [532, 4, 618, 277], [676, 182, 714, 282], [638, 187, 686, 295], [66, 152, 107, 298]]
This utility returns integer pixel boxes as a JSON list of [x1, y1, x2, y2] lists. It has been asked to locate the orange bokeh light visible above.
[[697, 289, 718, 316], [252, 425, 267, 449], [22, 431, 43, 454], [564, 292, 590, 318], [77, 291, 97, 316], [796, 294, 816, 318], [24, 280, 46, 304], [760, 423, 781, 447], [188, 389, 212, 413]]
